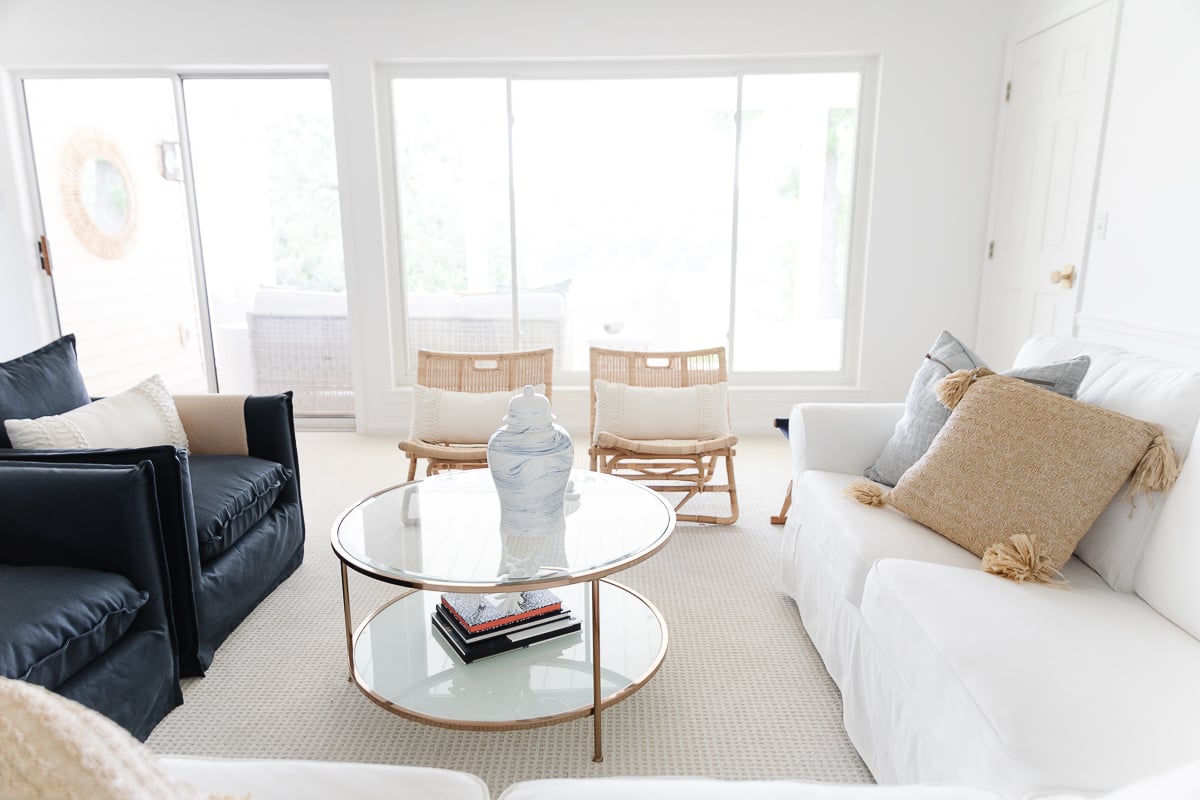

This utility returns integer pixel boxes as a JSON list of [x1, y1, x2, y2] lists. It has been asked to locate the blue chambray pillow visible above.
[[864, 330, 1090, 487]]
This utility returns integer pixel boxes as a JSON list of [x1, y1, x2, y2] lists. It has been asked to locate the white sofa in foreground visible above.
[[154, 756, 1200, 800], [779, 335, 1200, 797]]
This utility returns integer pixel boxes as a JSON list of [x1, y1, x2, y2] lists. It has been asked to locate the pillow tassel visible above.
[[935, 367, 995, 410], [1129, 433, 1180, 497], [981, 533, 1068, 587], [845, 478, 888, 507]]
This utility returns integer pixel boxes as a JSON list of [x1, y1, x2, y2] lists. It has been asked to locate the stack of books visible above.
[[432, 589, 581, 664]]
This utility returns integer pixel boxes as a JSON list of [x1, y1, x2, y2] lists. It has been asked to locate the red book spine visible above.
[[441, 597, 563, 634]]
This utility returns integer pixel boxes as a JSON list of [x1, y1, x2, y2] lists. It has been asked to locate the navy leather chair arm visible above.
[[244, 392, 304, 510], [0, 446, 203, 675]]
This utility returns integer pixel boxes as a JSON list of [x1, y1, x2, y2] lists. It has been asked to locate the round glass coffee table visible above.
[[331, 468, 676, 762]]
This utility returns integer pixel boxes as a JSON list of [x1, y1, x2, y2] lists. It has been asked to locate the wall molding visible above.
[[1075, 312, 1200, 366]]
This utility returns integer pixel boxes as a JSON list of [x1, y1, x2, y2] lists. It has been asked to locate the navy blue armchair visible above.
[[0, 336, 306, 679], [0, 461, 182, 740]]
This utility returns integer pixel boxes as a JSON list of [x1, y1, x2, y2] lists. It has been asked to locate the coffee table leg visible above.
[[340, 562, 354, 682], [592, 578, 603, 762]]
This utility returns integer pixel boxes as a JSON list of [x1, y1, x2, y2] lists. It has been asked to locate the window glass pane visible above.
[[511, 78, 736, 370], [392, 79, 515, 366], [734, 73, 860, 371], [185, 77, 351, 416]]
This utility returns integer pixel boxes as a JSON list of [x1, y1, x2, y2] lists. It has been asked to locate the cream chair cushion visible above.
[[592, 379, 730, 441]]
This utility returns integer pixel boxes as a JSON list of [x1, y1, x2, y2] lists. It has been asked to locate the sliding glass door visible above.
[[184, 77, 351, 416], [23, 77, 207, 396], [22, 74, 351, 416]]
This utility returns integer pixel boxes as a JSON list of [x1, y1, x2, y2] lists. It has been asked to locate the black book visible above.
[[434, 603, 572, 644], [431, 609, 582, 664]]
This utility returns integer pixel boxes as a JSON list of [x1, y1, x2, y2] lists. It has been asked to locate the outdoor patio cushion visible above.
[[0, 564, 147, 690], [0, 334, 91, 449], [189, 455, 292, 563]]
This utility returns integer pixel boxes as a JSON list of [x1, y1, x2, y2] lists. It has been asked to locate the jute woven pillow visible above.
[[848, 370, 1179, 585]]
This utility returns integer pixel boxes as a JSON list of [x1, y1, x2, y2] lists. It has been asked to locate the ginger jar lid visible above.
[[503, 385, 553, 428]]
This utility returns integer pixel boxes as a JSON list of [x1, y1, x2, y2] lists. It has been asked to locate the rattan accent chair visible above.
[[398, 348, 554, 481], [588, 346, 739, 524]]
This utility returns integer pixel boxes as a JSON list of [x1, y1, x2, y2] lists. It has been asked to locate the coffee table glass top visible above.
[[333, 468, 675, 590]]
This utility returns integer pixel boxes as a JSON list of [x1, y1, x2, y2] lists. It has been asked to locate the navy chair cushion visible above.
[[0, 564, 148, 689], [0, 335, 92, 448], [190, 455, 293, 563]]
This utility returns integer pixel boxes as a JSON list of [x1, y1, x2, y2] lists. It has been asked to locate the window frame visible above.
[[376, 56, 879, 387]]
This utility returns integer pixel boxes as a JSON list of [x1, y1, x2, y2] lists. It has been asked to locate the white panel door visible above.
[[976, 1, 1117, 368]]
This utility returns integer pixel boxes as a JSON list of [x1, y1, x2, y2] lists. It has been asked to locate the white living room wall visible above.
[[0, 0, 1011, 435]]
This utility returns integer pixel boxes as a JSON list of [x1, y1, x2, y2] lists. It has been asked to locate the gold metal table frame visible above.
[[331, 470, 676, 762]]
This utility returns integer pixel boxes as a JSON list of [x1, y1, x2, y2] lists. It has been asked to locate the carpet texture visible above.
[[146, 433, 872, 795]]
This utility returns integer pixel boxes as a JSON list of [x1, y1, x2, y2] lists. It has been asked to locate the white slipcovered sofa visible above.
[[155, 756, 1200, 799], [779, 335, 1200, 797]]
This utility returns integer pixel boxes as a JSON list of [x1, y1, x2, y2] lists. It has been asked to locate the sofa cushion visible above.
[[5, 374, 189, 451], [0, 565, 147, 690], [189, 455, 292, 562], [865, 330, 1089, 487], [160, 756, 491, 800], [498, 777, 1004, 800], [874, 373, 1172, 584], [0, 335, 91, 449], [0, 676, 208, 800], [1012, 335, 1200, 590], [797, 471, 982, 608], [860, 558, 1200, 793]]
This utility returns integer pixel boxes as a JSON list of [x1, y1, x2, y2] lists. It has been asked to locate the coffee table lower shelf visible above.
[[346, 579, 667, 753]]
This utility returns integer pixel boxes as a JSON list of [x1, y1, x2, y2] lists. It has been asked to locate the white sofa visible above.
[[779, 335, 1200, 797], [156, 756, 1200, 800]]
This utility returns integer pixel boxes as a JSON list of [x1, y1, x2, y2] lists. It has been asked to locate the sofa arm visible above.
[[0, 461, 176, 644], [176, 392, 303, 507], [789, 403, 904, 477], [0, 446, 203, 675]]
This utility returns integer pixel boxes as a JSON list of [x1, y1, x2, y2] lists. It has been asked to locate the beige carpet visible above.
[[147, 432, 872, 795]]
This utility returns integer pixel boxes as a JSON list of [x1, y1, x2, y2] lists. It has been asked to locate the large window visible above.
[[385, 62, 873, 378]]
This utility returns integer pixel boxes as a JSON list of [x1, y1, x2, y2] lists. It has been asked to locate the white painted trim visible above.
[[1009, 0, 1116, 45], [372, 383, 871, 440], [1075, 313, 1200, 350]]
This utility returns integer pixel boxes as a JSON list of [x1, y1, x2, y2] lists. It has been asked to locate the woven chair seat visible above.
[[594, 432, 738, 455], [397, 439, 488, 462]]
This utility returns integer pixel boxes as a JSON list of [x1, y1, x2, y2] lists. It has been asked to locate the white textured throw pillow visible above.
[[592, 379, 730, 441], [4, 374, 189, 451], [0, 677, 205, 800], [409, 384, 546, 444]]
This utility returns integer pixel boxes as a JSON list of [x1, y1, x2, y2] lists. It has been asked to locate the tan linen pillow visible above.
[[847, 371, 1179, 584], [0, 677, 240, 800]]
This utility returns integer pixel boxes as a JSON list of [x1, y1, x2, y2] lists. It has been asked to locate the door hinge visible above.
[[987, 240, 995, 260], [1005, 81, 1012, 102], [36, 235, 53, 276]]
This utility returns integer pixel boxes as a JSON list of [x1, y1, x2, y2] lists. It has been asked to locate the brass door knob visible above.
[[1050, 264, 1077, 289]]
